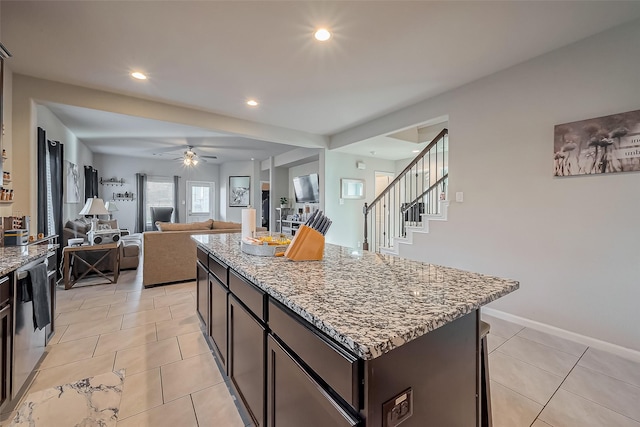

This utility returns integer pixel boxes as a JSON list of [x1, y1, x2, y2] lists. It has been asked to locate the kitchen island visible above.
[[193, 233, 518, 427]]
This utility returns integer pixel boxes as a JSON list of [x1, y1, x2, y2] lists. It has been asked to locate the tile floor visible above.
[[2, 268, 639, 427], [484, 314, 640, 427], [0, 269, 248, 427]]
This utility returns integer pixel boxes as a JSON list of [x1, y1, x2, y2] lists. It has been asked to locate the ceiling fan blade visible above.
[[200, 155, 218, 159]]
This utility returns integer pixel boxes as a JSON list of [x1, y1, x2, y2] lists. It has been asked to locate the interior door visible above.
[[186, 181, 215, 223]]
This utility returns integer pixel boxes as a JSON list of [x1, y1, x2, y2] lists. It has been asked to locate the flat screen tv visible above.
[[293, 173, 320, 203]]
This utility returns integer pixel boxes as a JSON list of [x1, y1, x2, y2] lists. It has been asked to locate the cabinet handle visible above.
[[0, 304, 10, 315], [0, 276, 8, 285]]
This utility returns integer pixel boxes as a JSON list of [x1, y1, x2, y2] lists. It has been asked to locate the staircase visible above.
[[363, 128, 449, 254]]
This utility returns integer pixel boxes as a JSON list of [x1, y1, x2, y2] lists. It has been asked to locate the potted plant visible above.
[[280, 197, 288, 208]]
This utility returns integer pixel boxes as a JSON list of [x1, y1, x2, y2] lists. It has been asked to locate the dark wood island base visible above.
[[196, 244, 487, 427]]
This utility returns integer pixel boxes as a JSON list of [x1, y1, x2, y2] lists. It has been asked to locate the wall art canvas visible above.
[[229, 176, 250, 207], [554, 109, 640, 176], [65, 160, 80, 203]]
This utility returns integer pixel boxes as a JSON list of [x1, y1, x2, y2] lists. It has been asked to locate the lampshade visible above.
[[105, 201, 119, 212], [79, 197, 109, 216]]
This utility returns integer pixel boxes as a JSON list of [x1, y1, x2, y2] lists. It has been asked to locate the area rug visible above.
[[9, 370, 125, 427]]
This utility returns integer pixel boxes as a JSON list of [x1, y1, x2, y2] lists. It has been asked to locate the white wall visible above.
[[36, 104, 94, 222], [93, 153, 219, 231], [330, 20, 640, 352], [324, 151, 396, 248], [0, 61, 12, 218]]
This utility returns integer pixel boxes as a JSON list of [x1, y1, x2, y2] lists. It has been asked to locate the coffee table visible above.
[[62, 241, 121, 290]]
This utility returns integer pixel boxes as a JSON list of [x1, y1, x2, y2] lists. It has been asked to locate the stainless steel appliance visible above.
[[12, 256, 52, 399]]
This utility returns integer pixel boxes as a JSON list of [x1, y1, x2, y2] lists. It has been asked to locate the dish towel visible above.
[[27, 263, 51, 330]]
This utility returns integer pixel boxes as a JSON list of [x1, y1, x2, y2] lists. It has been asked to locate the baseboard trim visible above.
[[482, 307, 640, 362]]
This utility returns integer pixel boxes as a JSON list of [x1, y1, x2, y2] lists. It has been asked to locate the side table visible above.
[[62, 241, 121, 290]]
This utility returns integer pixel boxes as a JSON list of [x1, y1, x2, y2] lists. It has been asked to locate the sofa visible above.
[[142, 219, 266, 287], [62, 218, 141, 275]]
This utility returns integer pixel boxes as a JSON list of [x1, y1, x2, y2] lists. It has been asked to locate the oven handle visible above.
[[16, 258, 48, 281]]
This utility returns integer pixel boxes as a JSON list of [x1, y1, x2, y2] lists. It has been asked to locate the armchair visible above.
[[150, 207, 174, 231]]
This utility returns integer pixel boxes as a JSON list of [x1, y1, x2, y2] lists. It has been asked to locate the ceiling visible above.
[[41, 102, 298, 163], [3, 1, 640, 160]]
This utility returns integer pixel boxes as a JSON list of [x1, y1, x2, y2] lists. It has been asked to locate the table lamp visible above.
[[79, 197, 109, 232], [105, 201, 118, 219]]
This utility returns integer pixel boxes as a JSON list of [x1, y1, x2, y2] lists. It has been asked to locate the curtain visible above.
[[36, 127, 64, 238], [173, 175, 180, 223], [37, 127, 47, 234], [84, 166, 98, 200], [135, 173, 147, 233]]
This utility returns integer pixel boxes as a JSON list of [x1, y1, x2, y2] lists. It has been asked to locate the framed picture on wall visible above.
[[554, 109, 640, 177], [229, 176, 251, 207]]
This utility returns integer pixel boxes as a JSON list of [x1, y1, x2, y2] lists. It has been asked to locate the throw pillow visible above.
[[66, 219, 89, 235], [98, 219, 118, 230]]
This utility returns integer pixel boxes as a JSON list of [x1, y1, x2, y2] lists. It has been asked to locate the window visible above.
[[146, 176, 174, 227]]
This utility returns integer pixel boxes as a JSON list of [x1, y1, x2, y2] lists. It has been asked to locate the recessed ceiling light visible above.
[[131, 71, 147, 80], [247, 99, 259, 107], [412, 149, 420, 153], [314, 28, 331, 42]]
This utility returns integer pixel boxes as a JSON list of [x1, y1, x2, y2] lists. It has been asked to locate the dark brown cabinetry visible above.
[[196, 260, 209, 334], [267, 336, 360, 427], [0, 275, 12, 412], [196, 243, 479, 427], [229, 295, 265, 426], [209, 275, 228, 371]]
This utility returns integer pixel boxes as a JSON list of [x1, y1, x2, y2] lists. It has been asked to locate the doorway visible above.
[[186, 181, 215, 223], [375, 171, 394, 197]]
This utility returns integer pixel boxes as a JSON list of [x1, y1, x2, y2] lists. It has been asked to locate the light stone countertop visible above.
[[0, 245, 57, 277], [193, 233, 519, 360]]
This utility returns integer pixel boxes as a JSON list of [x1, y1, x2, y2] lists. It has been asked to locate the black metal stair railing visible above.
[[363, 128, 448, 252]]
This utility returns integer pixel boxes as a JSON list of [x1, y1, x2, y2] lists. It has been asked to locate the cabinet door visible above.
[[210, 276, 228, 372], [0, 303, 11, 411], [267, 336, 360, 427], [229, 296, 265, 426], [196, 261, 209, 334]]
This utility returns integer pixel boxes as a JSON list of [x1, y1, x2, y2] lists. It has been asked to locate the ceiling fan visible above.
[[170, 146, 217, 166]]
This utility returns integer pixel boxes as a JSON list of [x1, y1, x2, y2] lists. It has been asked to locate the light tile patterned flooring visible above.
[[0, 269, 248, 427], [484, 314, 640, 427], [2, 268, 639, 426]]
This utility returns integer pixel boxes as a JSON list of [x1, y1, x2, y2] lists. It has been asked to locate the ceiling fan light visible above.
[[183, 158, 190, 165], [193, 159, 199, 165]]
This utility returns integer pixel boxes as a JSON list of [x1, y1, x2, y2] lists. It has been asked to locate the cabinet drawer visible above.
[[267, 335, 361, 427], [196, 246, 209, 269], [268, 300, 360, 409], [209, 254, 228, 287], [229, 271, 265, 321]]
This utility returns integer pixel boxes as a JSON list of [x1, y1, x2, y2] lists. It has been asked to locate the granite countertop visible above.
[[0, 245, 57, 277], [193, 233, 519, 360]]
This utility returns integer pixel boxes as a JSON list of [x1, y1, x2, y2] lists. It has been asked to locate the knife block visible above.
[[284, 225, 324, 261]]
